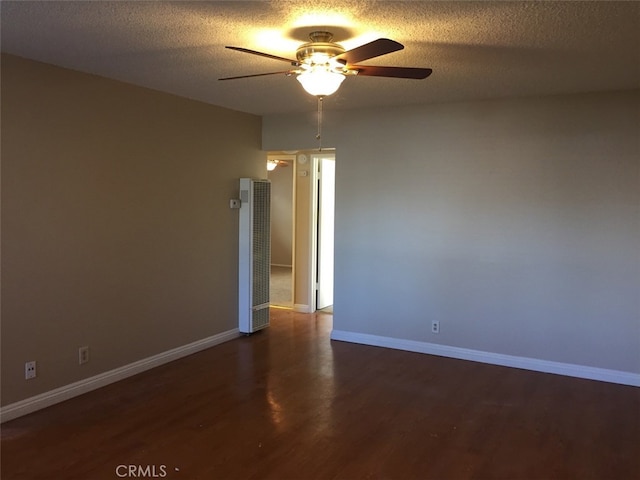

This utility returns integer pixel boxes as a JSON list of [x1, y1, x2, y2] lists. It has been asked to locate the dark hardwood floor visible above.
[[2, 309, 639, 479]]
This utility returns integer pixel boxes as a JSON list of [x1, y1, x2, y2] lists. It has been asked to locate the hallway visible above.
[[269, 265, 292, 307]]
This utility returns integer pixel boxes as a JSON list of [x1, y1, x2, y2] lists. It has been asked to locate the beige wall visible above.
[[1, 54, 265, 406], [264, 90, 640, 374]]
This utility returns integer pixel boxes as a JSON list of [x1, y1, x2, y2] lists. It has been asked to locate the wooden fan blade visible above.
[[337, 38, 404, 64], [351, 65, 433, 79], [219, 71, 294, 81], [225, 46, 299, 66]]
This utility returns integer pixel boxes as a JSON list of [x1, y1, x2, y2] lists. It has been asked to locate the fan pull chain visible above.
[[316, 95, 324, 151]]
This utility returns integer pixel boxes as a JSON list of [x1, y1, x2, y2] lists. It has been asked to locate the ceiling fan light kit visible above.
[[296, 69, 345, 96], [267, 159, 291, 171]]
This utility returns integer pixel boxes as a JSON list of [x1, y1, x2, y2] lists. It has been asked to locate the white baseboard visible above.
[[330, 329, 640, 387], [294, 304, 312, 313], [1, 328, 239, 423]]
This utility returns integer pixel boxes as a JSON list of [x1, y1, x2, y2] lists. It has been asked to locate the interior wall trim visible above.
[[0, 328, 240, 423], [330, 329, 640, 387], [294, 304, 312, 313]]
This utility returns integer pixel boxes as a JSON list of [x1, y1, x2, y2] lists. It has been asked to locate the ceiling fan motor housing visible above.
[[296, 31, 346, 67]]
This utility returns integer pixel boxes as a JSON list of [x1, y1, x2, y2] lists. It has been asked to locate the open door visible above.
[[315, 155, 335, 310]]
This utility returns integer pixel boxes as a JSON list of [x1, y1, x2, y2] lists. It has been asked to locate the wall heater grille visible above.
[[239, 178, 271, 333]]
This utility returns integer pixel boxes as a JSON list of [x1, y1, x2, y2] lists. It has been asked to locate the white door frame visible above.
[[309, 152, 335, 312]]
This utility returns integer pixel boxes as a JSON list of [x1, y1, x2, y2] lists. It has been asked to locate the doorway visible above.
[[267, 154, 295, 308], [266, 150, 335, 313]]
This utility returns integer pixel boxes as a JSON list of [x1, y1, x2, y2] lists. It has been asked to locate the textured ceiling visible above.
[[1, 1, 639, 115]]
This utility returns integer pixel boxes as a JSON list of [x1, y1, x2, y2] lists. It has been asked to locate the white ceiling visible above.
[[1, 1, 639, 116]]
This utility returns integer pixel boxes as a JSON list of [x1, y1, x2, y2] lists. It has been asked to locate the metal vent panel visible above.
[[252, 181, 270, 307], [252, 305, 270, 331], [238, 178, 271, 334]]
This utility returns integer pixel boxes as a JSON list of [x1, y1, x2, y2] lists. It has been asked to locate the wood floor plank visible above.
[[2, 309, 639, 479]]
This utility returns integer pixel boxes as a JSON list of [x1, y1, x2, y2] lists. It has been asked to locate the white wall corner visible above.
[[0, 328, 240, 423], [330, 329, 640, 387]]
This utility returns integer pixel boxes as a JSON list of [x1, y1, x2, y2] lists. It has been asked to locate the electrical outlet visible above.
[[431, 321, 440, 334], [79, 346, 89, 365], [25, 361, 36, 380]]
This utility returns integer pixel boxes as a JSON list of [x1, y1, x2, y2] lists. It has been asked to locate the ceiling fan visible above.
[[220, 31, 432, 97]]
